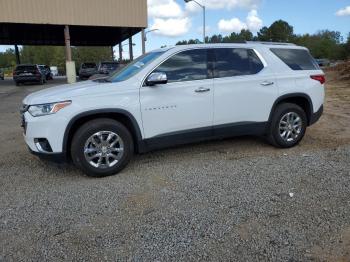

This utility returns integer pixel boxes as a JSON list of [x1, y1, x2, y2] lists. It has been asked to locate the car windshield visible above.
[[107, 51, 165, 82]]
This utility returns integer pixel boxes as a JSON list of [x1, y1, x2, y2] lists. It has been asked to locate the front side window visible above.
[[214, 48, 264, 78], [153, 49, 209, 83]]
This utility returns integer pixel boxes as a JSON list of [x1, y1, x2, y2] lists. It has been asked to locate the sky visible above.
[[1, 0, 349, 59]]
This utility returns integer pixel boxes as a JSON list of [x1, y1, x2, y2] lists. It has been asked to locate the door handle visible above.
[[195, 87, 210, 93], [260, 81, 274, 86]]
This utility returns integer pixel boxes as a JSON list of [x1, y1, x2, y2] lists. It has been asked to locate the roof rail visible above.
[[246, 41, 296, 46]]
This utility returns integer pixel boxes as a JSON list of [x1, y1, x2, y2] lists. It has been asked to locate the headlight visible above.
[[28, 101, 71, 117]]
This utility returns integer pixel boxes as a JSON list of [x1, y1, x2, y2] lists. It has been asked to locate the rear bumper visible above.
[[14, 76, 41, 82], [309, 105, 323, 126]]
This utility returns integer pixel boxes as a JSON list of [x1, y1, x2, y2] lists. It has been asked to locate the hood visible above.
[[23, 80, 110, 105]]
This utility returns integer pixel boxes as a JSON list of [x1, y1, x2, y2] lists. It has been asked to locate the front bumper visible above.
[[28, 147, 66, 163], [79, 71, 95, 78], [21, 111, 68, 154]]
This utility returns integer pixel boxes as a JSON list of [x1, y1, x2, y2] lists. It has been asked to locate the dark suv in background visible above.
[[78, 63, 97, 80], [13, 64, 46, 85], [38, 65, 53, 80]]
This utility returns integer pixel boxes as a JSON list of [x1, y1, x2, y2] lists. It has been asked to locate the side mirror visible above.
[[146, 72, 168, 86]]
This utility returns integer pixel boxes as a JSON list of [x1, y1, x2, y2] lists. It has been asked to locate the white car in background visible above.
[[50, 66, 59, 76], [21, 42, 325, 177]]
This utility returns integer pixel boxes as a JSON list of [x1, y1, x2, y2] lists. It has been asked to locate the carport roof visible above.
[[0, 0, 147, 46], [0, 23, 142, 46]]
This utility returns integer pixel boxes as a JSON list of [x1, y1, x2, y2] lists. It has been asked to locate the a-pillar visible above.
[[64, 25, 76, 83]]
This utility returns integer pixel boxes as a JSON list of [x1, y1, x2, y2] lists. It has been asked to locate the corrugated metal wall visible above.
[[0, 0, 147, 28]]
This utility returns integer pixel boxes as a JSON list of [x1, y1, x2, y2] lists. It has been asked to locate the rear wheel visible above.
[[267, 103, 307, 148], [71, 118, 133, 177]]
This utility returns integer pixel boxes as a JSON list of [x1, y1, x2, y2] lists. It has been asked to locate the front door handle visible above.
[[195, 87, 210, 93], [261, 81, 274, 86]]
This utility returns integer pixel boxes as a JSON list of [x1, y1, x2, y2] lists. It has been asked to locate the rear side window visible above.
[[270, 48, 319, 70], [153, 49, 208, 83], [214, 48, 264, 78]]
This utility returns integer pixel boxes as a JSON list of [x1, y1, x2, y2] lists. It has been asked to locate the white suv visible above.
[[21, 42, 325, 177]]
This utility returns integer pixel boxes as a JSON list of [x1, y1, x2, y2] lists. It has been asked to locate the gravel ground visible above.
[[1, 76, 350, 261]]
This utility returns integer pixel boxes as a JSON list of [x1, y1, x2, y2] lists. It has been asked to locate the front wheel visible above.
[[71, 118, 134, 177], [267, 103, 307, 148]]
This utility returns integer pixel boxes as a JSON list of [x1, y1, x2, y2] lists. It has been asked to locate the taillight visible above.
[[13, 70, 16, 76], [310, 75, 326, 85]]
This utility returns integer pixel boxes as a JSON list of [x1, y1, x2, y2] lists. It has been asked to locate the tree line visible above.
[[176, 20, 350, 61], [0, 46, 112, 74]]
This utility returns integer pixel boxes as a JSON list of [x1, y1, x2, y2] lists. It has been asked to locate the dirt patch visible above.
[[304, 68, 350, 150]]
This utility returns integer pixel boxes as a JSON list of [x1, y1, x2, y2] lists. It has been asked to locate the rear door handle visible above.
[[195, 87, 210, 93], [261, 81, 274, 86]]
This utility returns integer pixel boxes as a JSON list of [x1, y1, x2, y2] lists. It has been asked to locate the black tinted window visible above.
[[270, 48, 319, 70], [154, 49, 208, 82], [214, 48, 264, 78], [16, 65, 36, 71]]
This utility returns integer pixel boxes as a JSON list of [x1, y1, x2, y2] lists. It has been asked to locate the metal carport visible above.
[[0, 0, 148, 82]]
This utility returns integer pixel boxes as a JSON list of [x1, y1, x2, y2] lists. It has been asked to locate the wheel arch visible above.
[[268, 93, 314, 125], [63, 109, 144, 159]]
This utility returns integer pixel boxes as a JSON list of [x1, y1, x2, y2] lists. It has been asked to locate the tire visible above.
[[71, 118, 134, 177], [267, 103, 307, 148]]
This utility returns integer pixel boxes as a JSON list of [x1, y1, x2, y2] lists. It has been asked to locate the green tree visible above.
[[294, 30, 346, 60], [258, 20, 294, 42], [0, 48, 16, 68], [19, 45, 112, 73]]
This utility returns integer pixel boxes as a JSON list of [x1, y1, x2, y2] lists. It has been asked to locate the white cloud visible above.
[[147, 0, 190, 37], [246, 10, 263, 31], [218, 18, 247, 33], [336, 6, 350, 16], [148, 0, 183, 18], [151, 18, 191, 37], [147, 0, 262, 38], [218, 9, 263, 33], [185, 0, 260, 12]]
